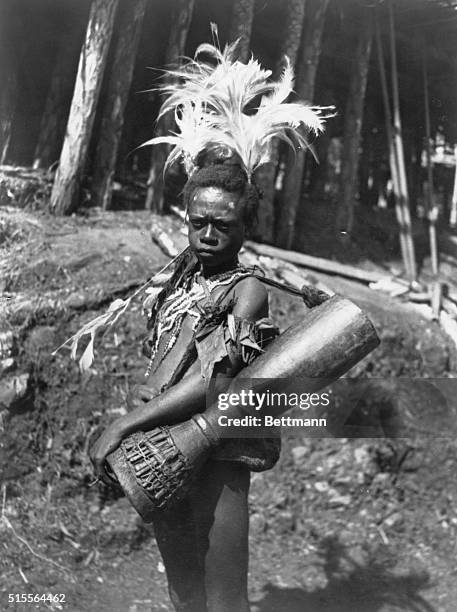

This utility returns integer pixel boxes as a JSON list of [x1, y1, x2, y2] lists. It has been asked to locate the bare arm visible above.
[[90, 277, 268, 480], [118, 277, 268, 433]]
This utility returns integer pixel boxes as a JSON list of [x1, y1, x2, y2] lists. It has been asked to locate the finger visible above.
[[94, 457, 112, 486], [102, 460, 118, 486], [100, 467, 114, 487]]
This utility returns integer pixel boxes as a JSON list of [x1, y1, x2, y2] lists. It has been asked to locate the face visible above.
[[188, 186, 246, 270]]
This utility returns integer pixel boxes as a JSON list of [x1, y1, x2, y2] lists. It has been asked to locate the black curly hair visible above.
[[182, 164, 260, 232]]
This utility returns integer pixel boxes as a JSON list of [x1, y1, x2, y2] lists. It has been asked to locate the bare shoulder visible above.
[[232, 275, 268, 320]]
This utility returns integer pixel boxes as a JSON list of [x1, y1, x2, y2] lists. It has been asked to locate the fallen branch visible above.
[[0, 165, 53, 181], [242, 250, 334, 297], [444, 285, 457, 306], [442, 297, 457, 318], [150, 224, 179, 257], [404, 292, 430, 303], [431, 280, 442, 321], [440, 311, 457, 349], [245, 241, 386, 284]]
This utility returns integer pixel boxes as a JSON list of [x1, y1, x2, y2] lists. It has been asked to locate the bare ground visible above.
[[1, 206, 457, 612]]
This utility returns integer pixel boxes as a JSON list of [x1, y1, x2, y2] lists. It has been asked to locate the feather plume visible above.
[[141, 101, 223, 176], [52, 252, 185, 371], [143, 25, 335, 179]]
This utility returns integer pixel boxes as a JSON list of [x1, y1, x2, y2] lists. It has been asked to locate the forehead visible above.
[[189, 187, 243, 218]]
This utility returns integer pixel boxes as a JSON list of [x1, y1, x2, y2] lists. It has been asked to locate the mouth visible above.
[[197, 248, 217, 256]]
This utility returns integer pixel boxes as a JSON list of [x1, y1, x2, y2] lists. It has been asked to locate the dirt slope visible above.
[[1, 208, 456, 612]]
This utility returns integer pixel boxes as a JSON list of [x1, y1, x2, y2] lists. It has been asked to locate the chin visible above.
[[200, 257, 221, 268]]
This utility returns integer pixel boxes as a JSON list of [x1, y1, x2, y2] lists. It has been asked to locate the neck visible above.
[[201, 258, 239, 278]]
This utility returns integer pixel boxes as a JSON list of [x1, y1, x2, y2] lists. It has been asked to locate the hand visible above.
[[89, 420, 127, 485], [126, 384, 159, 411]]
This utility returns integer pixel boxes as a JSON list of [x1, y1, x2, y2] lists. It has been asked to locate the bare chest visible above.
[[143, 274, 240, 391]]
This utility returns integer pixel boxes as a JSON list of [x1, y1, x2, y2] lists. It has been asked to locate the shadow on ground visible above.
[[253, 535, 435, 612]]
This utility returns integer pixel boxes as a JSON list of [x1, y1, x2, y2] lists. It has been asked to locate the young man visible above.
[[90, 164, 280, 612], [90, 32, 332, 610]]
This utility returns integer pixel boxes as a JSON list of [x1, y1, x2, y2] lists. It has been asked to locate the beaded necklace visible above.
[[145, 264, 250, 377]]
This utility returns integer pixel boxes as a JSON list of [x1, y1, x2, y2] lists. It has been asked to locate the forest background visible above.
[[1, 1, 457, 611], [1, 0, 456, 264]]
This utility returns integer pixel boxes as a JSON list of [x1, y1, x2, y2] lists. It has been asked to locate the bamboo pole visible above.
[[422, 43, 441, 319], [422, 46, 439, 276], [450, 145, 457, 228], [374, 8, 410, 279], [388, 0, 417, 284]]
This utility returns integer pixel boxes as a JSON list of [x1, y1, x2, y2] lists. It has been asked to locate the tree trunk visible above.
[[276, 0, 329, 249], [50, 0, 119, 215], [228, 0, 255, 62], [358, 121, 372, 207], [91, 0, 147, 210], [33, 27, 83, 169], [144, 0, 195, 213], [335, 7, 373, 235], [0, 67, 17, 165], [255, 0, 306, 243], [0, 2, 20, 164]]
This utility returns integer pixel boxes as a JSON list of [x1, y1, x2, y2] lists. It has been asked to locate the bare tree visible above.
[[336, 5, 373, 235], [91, 0, 147, 210], [145, 0, 195, 213], [276, 0, 329, 249], [228, 0, 255, 62], [255, 0, 306, 243], [50, 0, 119, 215]]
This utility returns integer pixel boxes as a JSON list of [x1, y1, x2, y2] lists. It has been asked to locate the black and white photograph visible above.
[[1, 0, 457, 610]]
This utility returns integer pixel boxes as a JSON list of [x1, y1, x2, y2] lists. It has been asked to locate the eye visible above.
[[215, 222, 229, 231], [190, 219, 204, 229]]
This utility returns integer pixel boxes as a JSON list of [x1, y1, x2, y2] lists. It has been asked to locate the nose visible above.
[[201, 224, 217, 245]]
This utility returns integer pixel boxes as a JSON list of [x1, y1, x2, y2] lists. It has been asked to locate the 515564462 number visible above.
[[8, 594, 66, 604]]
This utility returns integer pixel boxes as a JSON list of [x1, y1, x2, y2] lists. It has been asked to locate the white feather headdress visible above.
[[143, 25, 335, 181]]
